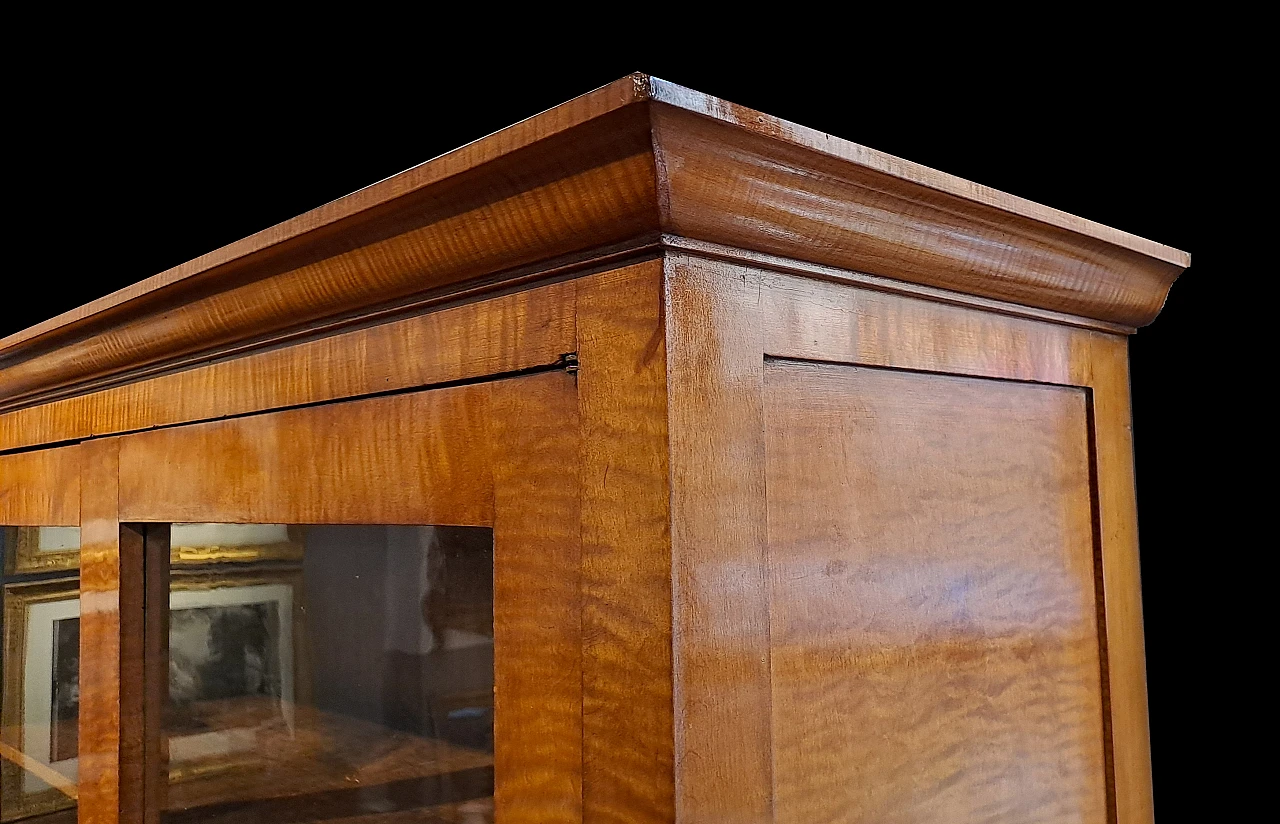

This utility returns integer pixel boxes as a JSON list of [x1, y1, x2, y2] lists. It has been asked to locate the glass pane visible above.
[[2, 527, 82, 824], [159, 525, 494, 824]]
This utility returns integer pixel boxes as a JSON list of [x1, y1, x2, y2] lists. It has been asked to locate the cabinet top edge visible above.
[[1, 72, 1189, 358], [643, 76, 1189, 270]]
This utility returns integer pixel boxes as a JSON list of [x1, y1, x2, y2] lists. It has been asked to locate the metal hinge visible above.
[[557, 352, 580, 373]]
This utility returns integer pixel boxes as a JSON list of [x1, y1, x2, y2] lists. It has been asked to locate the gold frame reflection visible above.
[[2, 525, 305, 575], [3, 527, 82, 575], [1, 578, 79, 822], [170, 525, 305, 566], [1, 569, 310, 822]]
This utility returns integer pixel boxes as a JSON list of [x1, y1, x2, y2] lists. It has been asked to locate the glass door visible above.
[[1, 447, 82, 824], [112, 373, 580, 824], [153, 524, 496, 823]]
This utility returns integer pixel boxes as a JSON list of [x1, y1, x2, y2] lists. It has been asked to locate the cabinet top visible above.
[[0, 74, 1189, 409]]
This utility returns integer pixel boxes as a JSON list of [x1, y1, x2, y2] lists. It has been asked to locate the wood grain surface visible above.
[[116, 385, 495, 526], [0, 75, 650, 353], [76, 438, 143, 824], [0, 76, 656, 407], [1, 74, 1187, 414], [1087, 335, 1154, 824], [156, 699, 493, 818], [0, 445, 80, 525], [644, 78, 1185, 269], [576, 262, 675, 823], [664, 257, 772, 822], [490, 372, 583, 823], [764, 361, 1109, 823], [0, 74, 1177, 820], [109, 371, 587, 821], [757, 268, 1086, 386], [651, 100, 1183, 328], [0, 278, 577, 452]]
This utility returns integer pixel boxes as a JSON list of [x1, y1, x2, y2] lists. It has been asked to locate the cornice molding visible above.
[[0, 73, 1188, 409]]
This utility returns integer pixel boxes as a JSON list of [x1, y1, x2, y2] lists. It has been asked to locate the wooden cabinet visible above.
[[0, 75, 1188, 824]]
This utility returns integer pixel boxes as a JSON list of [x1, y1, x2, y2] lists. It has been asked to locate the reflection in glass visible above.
[[2, 527, 81, 823], [3, 527, 81, 575], [160, 525, 495, 824], [169, 523, 302, 566]]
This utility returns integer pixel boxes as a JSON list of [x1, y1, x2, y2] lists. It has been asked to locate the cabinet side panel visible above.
[[576, 261, 675, 824], [765, 361, 1109, 824]]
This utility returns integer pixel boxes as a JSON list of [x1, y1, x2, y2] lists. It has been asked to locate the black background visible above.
[[7, 59, 1218, 810]]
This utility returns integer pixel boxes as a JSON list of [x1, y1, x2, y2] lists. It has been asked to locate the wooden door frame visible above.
[[0, 445, 84, 822], [1, 260, 669, 824], [69, 370, 582, 824]]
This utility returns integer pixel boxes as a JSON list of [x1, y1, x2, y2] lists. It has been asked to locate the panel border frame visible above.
[[665, 254, 1152, 824]]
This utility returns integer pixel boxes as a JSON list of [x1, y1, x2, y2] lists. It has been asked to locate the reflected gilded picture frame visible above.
[[1, 578, 80, 822], [3, 524, 306, 575], [1, 569, 309, 821], [2, 526, 81, 576]]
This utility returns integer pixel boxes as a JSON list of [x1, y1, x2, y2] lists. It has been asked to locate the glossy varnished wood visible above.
[[714, 264, 1154, 822], [756, 267, 1089, 386], [650, 100, 1182, 329], [0, 74, 1181, 824], [490, 371, 583, 823], [664, 257, 772, 822], [1088, 335, 1154, 824], [764, 361, 1109, 823], [76, 439, 144, 824], [0, 270, 578, 452], [0, 85, 655, 409], [576, 261, 675, 823], [0, 75, 647, 357], [644, 80, 1184, 271], [0, 75, 1186, 414], [0, 445, 80, 524], [113, 371, 585, 822], [116, 385, 495, 525]]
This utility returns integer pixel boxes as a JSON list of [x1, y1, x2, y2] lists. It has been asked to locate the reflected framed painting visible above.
[[163, 568, 311, 784], [1, 569, 307, 820], [169, 523, 305, 566], [2, 524, 305, 575], [1, 579, 79, 822], [2, 527, 81, 575]]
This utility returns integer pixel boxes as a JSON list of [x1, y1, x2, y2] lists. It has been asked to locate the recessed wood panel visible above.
[[765, 360, 1108, 823]]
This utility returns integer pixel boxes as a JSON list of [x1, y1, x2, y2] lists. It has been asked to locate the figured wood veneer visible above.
[[765, 361, 1109, 823], [576, 261, 675, 824], [0, 75, 1186, 412], [0, 76, 1180, 824], [0, 446, 80, 525]]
